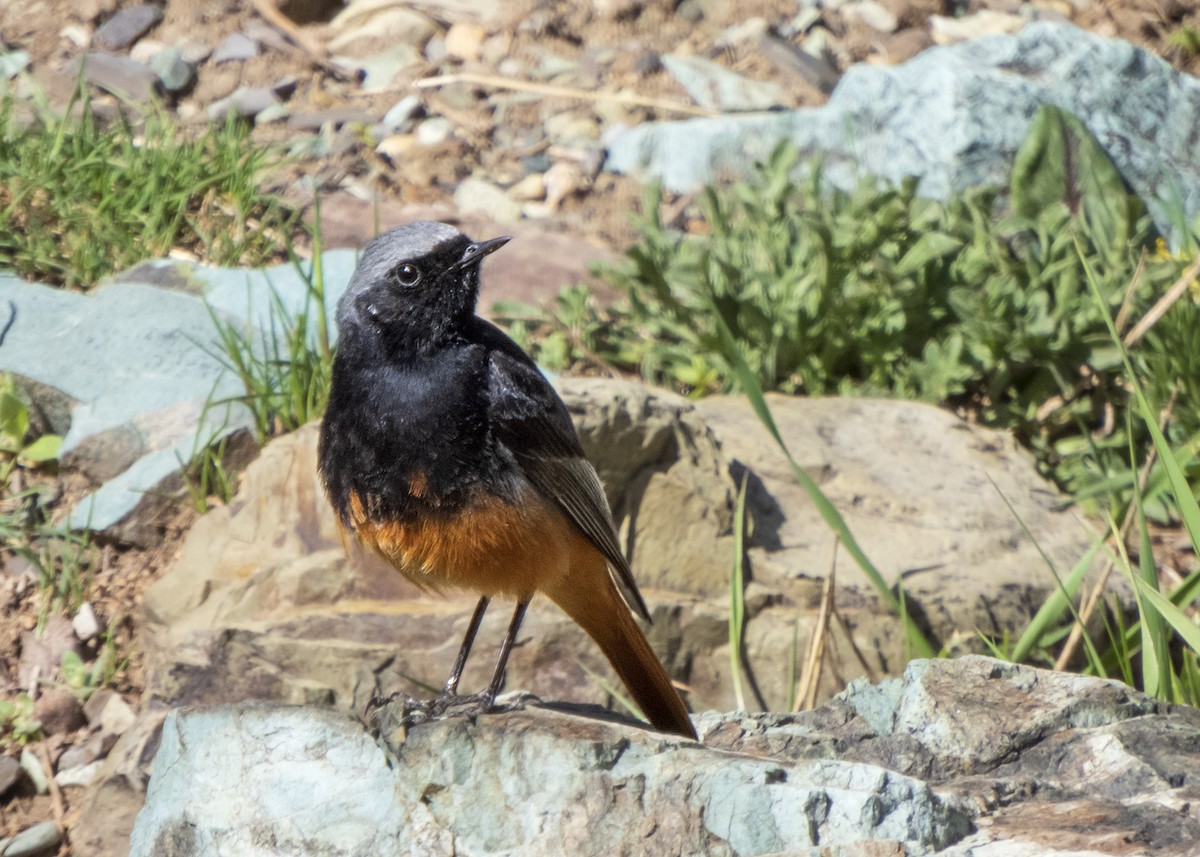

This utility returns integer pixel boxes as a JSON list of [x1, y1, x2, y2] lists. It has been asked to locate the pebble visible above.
[[212, 32, 259, 64], [287, 107, 374, 132], [507, 173, 546, 202], [444, 22, 486, 62], [129, 38, 165, 64], [71, 602, 101, 643], [930, 10, 1024, 44], [424, 36, 447, 63], [71, 53, 160, 103], [841, 0, 900, 33], [54, 759, 104, 789], [0, 755, 23, 798], [382, 94, 423, 132], [58, 25, 90, 50], [18, 748, 46, 795], [98, 694, 137, 737], [150, 46, 195, 93], [375, 133, 418, 161], [57, 731, 119, 772], [328, 6, 437, 53], [2, 821, 62, 857], [416, 116, 454, 146], [33, 688, 86, 735], [92, 4, 163, 52], [351, 43, 421, 91], [453, 177, 522, 224]]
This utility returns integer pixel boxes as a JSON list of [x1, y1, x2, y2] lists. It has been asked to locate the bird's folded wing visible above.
[[481, 324, 651, 622]]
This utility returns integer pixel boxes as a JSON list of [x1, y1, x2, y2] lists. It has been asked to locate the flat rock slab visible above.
[[140, 379, 1100, 718], [606, 22, 1200, 242], [127, 658, 1200, 856]]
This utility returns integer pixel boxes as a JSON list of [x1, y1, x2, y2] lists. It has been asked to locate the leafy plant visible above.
[[206, 219, 334, 442], [0, 80, 296, 289], [0, 693, 42, 746], [0, 376, 61, 483]]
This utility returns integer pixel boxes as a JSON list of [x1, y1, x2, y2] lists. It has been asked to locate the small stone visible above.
[[93, 5, 163, 51], [98, 694, 137, 737], [82, 688, 116, 728], [0, 754, 24, 798], [661, 54, 784, 112], [841, 0, 899, 33], [328, 6, 437, 53], [424, 36, 447, 63], [592, 0, 643, 19], [2, 820, 62, 857], [453, 177, 522, 224], [57, 731, 119, 772], [375, 133, 417, 161], [444, 23, 486, 62], [929, 10, 1023, 44], [381, 94, 422, 132], [206, 85, 282, 122], [544, 161, 584, 210], [416, 116, 453, 146], [212, 32, 259, 63], [59, 25, 91, 50], [71, 53, 160, 103], [129, 38, 165, 64], [71, 602, 101, 643], [287, 107, 373, 132], [150, 46, 195, 93], [177, 41, 212, 65], [716, 17, 771, 49], [507, 173, 546, 202], [18, 748, 47, 795], [343, 43, 420, 91], [54, 759, 104, 789], [543, 111, 599, 144], [33, 688, 86, 735]]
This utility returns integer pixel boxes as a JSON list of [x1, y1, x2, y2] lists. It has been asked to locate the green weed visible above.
[[0, 81, 295, 289]]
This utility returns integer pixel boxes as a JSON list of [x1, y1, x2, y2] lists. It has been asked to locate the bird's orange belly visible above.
[[345, 487, 572, 599]]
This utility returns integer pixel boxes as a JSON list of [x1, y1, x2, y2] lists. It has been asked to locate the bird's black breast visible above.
[[318, 339, 512, 526]]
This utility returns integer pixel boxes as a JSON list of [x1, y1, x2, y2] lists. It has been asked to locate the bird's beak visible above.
[[455, 235, 511, 270]]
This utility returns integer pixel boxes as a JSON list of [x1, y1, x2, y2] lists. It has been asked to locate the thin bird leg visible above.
[[443, 595, 490, 697], [481, 598, 530, 703]]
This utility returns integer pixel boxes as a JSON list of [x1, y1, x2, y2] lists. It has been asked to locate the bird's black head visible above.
[[336, 221, 510, 356]]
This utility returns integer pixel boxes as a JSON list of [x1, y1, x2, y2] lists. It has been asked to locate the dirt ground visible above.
[[1, 0, 1198, 851]]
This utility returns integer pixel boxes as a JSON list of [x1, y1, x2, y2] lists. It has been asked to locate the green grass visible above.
[[0, 81, 295, 289]]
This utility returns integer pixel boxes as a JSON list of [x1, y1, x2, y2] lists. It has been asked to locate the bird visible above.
[[317, 221, 696, 740]]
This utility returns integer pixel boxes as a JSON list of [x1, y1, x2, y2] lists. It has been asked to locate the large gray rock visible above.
[[606, 22, 1200, 241], [127, 658, 1200, 856]]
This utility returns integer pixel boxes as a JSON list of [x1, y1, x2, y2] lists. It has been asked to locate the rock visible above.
[[416, 115, 454, 146], [176, 41, 212, 65], [2, 821, 62, 857], [128, 38, 165, 64], [128, 700, 965, 855], [327, 4, 437, 54], [70, 53, 160, 103], [0, 754, 24, 798], [148, 46, 194, 93], [345, 43, 422, 90], [55, 759, 104, 789], [930, 10, 1025, 44], [98, 694, 138, 738], [507, 172, 546, 202], [606, 22, 1200, 241], [374, 133, 417, 161], [71, 708, 168, 857], [0, 49, 30, 80], [205, 84, 283, 122], [286, 107, 374, 131], [82, 688, 117, 728], [33, 688, 86, 735], [381, 93, 422, 132], [453, 177, 523, 223], [661, 54, 785, 112], [211, 32, 259, 63], [0, 248, 360, 545], [127, 659, 1200, 855], [56, 731, 119, 772], [18, 748, 47, 794], [71, 602, 101, 642], [444, 22, 486, 62], [842, 0, 901, 33], [92, 5, 163, 51]]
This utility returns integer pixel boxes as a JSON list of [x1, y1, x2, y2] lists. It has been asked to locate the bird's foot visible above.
[[363, 689, 499, 736]]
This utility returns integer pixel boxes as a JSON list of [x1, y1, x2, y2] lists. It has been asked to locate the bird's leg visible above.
[[442, 595, 490, 697], [430, 598, 530, 718], [366, 596, 491, 727]]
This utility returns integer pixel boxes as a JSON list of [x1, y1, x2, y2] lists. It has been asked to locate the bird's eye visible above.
[[394, 263, 421, 287]]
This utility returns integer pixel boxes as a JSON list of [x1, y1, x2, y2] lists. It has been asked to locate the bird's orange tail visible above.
[[545, 539, 696, 740]]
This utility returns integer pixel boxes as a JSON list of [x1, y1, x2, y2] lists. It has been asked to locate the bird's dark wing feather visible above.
[[472, 318, 651, 622]]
